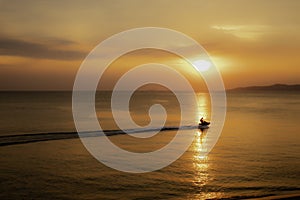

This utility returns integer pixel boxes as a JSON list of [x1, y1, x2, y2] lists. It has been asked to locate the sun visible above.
[[192, 60, 211, 72]]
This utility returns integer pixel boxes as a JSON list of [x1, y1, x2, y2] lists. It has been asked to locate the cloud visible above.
[[211, 25, 272, 39], [0, 37, 87, 60]]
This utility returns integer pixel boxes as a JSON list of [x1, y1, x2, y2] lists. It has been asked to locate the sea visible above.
[[0, 91, 299, 199]]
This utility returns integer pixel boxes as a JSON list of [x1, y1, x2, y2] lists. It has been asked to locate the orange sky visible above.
[[0, 0, 300, 90]]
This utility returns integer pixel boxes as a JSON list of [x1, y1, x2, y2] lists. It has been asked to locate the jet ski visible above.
[[198, 118, 210, 129]]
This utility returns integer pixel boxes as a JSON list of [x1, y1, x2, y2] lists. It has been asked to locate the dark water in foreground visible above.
[[0, 91, 299, 199]]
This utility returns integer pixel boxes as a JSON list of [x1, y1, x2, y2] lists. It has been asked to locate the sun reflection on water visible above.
[[188, 93, 224, 199], [191, 126, 224, 199], [196, 93, 211, 123], [192, 129, 209, 186]]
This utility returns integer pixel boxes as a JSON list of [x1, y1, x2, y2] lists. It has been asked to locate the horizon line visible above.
[[0, 83, 299, 92]]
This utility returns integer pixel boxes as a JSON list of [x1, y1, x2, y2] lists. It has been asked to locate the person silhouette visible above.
[[200, 117, 204, 124], [199, 117, 210, 126]]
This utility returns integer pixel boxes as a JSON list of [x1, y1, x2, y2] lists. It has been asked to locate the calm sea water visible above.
[[0, 91, 299, 199]]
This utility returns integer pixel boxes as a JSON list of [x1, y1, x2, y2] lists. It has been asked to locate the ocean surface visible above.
[[0, 91, 299, 199]]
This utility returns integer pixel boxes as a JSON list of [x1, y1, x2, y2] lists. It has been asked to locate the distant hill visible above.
[[229, 84, 300, 92]]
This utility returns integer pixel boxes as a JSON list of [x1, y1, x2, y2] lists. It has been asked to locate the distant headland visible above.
[[229, 84, 300, 92]]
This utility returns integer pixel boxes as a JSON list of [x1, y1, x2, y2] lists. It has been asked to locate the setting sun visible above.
[[192, 60, 212, 72]]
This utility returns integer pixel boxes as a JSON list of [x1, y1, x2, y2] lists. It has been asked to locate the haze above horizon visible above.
[[1, 0, 299, 90]]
